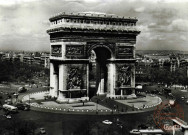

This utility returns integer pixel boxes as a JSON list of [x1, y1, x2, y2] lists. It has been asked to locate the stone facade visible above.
[[47, 12, 140, 103]]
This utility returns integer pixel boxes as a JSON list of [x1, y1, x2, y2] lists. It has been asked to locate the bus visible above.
[[3, 104, 18, 113], [129, 129, 165, 135]]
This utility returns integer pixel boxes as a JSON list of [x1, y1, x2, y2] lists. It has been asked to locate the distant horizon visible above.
[[1, 49, 188, 53]]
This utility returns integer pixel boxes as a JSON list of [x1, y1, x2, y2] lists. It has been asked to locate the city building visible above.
[[23, 55, 34, 65], [47, 12, 140, 103], [170, 54, 180, 72], [41, 55, 50, 69]]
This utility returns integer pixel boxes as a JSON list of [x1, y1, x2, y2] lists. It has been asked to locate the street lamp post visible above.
[[29, 94, 30, 105], [15, 94, 18, 103], [96, 99, 99, 114], [120, 125, 123, 135]]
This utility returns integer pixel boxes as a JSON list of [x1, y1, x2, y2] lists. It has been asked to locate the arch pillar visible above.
[[57, 64, 67, 102], [107, 63, 116, 96], [50, 63, 58, 98]]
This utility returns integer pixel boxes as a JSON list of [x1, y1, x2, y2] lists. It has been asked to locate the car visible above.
[[168, 93, 172, 96], [18, 87, 27, 93], [169, 99, 176, 105], [4, 99, 12, 105], [102, 120, 113, 125], [15, 103, 30, 111], [127, 94, 137, 99], [181, 96, 185, 100], [40, 128, 46, 134], [129, 129, 140, 134], [6, 115, 11, 119], [185, 100, 188, 104], [3, 115, 11, 119], [102, 120, 112, 125], [13, 93, 19, 96]]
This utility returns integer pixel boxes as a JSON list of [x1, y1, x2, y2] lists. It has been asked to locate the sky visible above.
[[0, 0, 188, 51]]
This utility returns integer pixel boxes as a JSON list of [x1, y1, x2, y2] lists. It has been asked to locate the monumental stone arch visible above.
[[47, 12, 140, 103]]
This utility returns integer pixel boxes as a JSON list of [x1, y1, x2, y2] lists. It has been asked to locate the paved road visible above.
[[2, 108, 152, 135], [1, 85, 188, 135], [171, 88, 188, 121]]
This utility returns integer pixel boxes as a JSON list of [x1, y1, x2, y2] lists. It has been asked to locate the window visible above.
[[124, 23, 127, 26], [86, 20, 90, 24], [94, 21, 98, 24], [66, 19, 70, 22]]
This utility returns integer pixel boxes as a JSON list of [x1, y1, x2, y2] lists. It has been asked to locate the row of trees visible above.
[[136, 66, 188, 87], [0, 60, 49, 83]]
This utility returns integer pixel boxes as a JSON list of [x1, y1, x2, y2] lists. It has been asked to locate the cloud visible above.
[[180, 35, 187, 41], [0, 0, 40, 6], [135, 7, 145, 12], [168, 19, 188, 32], [0, 0, 188, 51]]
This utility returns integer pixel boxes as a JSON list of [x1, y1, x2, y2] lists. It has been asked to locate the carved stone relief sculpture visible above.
[[51, 45, 62, 57], [118, 65, 131, 86], [67, 68, 82, 89], [89, 50, 96, 62]]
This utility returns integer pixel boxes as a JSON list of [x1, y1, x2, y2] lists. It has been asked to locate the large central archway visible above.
[[89, 47, 112, 98]]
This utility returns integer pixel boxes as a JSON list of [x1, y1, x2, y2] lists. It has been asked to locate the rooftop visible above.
[[49, 12, 138, 22]]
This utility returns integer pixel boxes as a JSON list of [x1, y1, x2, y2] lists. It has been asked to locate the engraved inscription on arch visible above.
[[66, 45, 85, 57], [116, 46, 133, 59]]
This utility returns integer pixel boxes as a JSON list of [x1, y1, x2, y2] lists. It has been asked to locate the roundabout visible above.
[[21, 91, 162, 115]]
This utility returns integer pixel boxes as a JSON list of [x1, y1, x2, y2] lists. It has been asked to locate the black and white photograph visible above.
[[0, 0, 188, 135]]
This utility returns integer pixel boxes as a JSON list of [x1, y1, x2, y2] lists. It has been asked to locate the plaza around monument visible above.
[[21, 91, 162, 114]]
